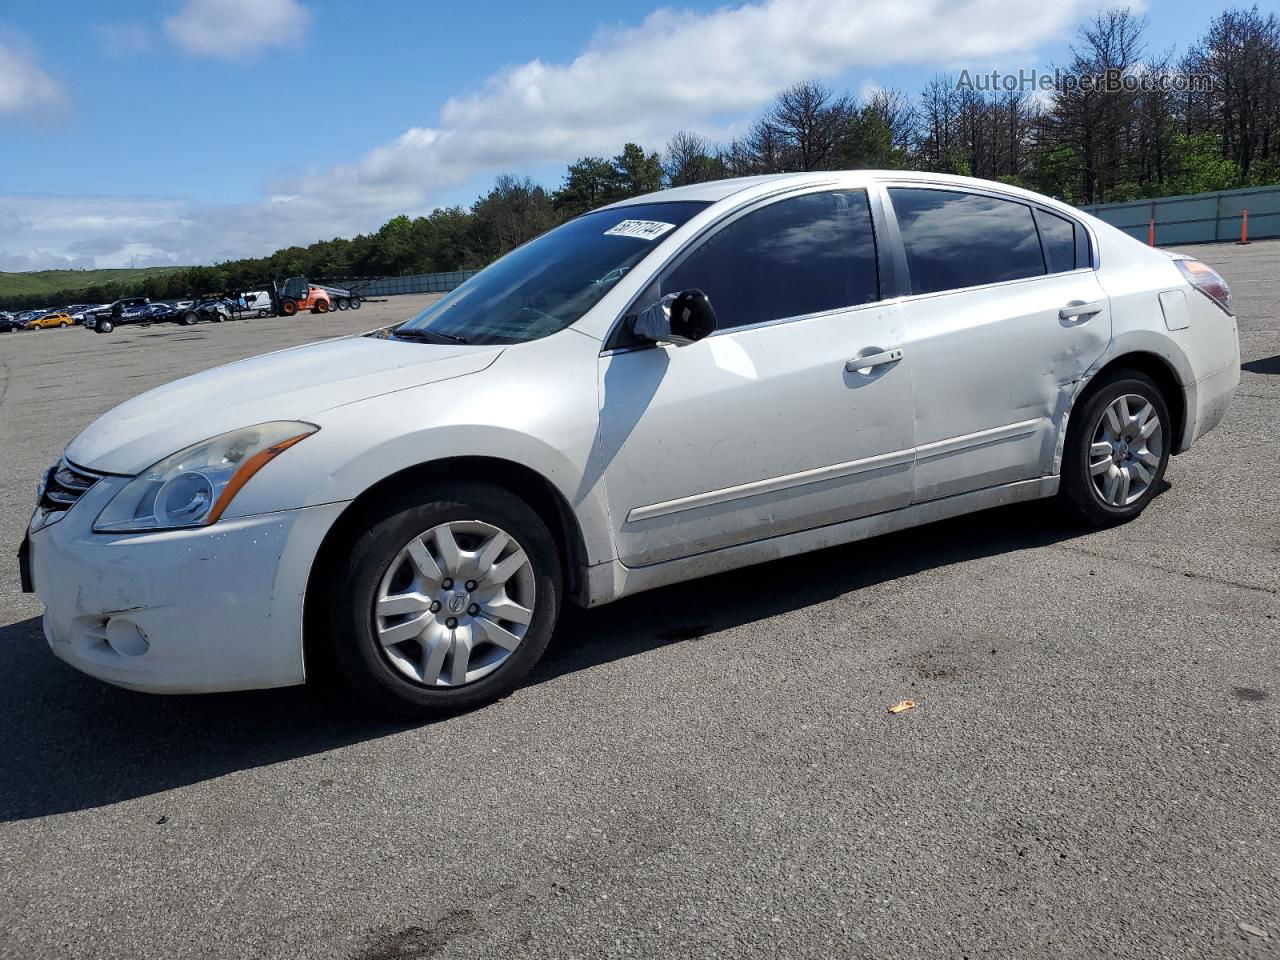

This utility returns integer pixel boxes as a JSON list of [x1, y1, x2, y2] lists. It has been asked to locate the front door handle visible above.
[[1059, 300, 1105, 322], [846, 348, 904, 374]]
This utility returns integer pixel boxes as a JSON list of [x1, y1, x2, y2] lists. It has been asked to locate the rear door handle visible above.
[[1059, 300, 1105, 322], [846, 348, 904, 373]]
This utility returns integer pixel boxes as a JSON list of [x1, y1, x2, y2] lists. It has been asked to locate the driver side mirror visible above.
[[630, 289, 716, 346]]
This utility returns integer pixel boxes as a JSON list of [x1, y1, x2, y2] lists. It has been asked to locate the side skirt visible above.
[[582, 476, 1059, 607]]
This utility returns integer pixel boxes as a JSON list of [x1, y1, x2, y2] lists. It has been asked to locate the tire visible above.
[[336, 297, 349, 311], [1061, 369, 1172, 526], [316, 300, 330, 314], [280, 298, 299, 317], [59, 321, 69, 328], [96, 319, 114, 334], [320, 482, 563, 718], [183, 311, 199, 325], [258, 309, 270, 318], [349, 298, 361, 310]]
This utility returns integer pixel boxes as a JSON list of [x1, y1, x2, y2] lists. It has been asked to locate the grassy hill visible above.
[[0, 266, 190, 301]]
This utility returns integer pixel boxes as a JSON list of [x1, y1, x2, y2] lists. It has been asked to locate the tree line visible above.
[[5, 5, 1277, 312]]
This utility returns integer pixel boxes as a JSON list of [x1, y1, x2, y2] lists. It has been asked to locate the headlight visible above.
[[94, 421, 317, 533]]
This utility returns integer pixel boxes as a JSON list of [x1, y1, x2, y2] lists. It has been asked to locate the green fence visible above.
[[354, 269, 481, 297], [1080, 185, 1280, 245]]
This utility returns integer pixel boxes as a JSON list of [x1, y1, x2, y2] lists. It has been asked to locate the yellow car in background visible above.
[[26, 312, 74, 330]]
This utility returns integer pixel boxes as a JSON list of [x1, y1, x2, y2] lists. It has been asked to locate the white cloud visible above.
[[287, 0, 1104, 220], [0, 28, 65, 117], [95, 23, 154, 58], [10, 0, 1108, 268], [164, 0, 311, 60]]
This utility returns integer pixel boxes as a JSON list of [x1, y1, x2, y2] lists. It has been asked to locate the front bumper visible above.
[[28, 476, 348, 694]]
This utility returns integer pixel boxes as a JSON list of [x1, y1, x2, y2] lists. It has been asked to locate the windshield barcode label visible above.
[[603, 220, 677, 240]]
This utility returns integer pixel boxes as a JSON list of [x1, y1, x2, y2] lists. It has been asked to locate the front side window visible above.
[[889, 188, 1046, 295], [397, 201, 708, 345], [655, 190, 880, 331]]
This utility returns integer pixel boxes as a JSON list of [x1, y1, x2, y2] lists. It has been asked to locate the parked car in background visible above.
[[180, 298, 237, 325], [86, 297, 152, 333], [239, 291, 273, 317], [27, 311, 75, 330], [21, 171, 1240, 718], [0, 313, 25, 332], [68, 304, 104, 324]]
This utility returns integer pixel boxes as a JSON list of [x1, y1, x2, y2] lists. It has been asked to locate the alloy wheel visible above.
[[1088, 393, 1163, 507]]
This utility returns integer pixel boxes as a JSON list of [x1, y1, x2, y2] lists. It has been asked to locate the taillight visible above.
[[1175, 258, 1231, 314]]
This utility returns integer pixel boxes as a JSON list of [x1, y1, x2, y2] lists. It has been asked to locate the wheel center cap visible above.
[[447, 594, 468, 614]]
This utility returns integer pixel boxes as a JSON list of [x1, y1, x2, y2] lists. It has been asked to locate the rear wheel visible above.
[[183, 311, 200, 325], [320, 483, 562, 718], [349, 298, 361, 310], [1061, 370, 1171, 526], [336, 297, 349, 311], [280, 298, 299, 317]]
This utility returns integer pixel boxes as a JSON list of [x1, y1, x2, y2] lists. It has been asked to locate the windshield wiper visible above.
[[393, 327, 470, 345]]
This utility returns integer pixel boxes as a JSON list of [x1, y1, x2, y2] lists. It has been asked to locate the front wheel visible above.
[[321, 483, 562, 718], [95, 319, 114, 334], [183, 311, 200, 325], [280, 298, 299, 317], [1061, 370, 1171, 526]]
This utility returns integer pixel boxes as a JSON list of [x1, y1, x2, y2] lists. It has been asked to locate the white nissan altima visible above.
[[21, 171, 1240, 716]]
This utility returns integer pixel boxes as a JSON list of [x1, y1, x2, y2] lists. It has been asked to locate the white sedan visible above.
[[21, 171, 1240, 716]]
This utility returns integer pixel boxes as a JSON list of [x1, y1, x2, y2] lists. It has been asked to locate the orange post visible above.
[[1148, 218, 1156, 246], [1236, 209, 1251, 245]]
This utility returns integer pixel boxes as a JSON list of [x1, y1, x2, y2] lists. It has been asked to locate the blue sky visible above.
[[0, 0, 1214, 269]]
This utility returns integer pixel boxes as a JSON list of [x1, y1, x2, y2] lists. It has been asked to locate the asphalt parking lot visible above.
[[1, 247, 1277, 959]]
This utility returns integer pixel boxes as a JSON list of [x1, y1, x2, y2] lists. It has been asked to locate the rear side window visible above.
[[660, 189, 879, 330], [1035, 208, 1078, 273], [889, 188, 1045, 295]]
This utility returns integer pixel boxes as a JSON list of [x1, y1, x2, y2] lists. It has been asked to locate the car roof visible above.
[[605, 169, 1079, 215]]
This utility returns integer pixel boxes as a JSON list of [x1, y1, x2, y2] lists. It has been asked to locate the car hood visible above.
[[65, 334, 504, 475]]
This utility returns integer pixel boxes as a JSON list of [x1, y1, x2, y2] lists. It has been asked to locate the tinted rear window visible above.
[[889, 188, 1046, 295]]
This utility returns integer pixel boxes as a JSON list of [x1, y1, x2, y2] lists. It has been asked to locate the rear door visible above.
[[597, 187, 915, 568], [883, 185, 1111, 502]]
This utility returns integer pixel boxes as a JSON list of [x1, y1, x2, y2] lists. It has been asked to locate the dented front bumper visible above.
[[28, 475, 347, 694]]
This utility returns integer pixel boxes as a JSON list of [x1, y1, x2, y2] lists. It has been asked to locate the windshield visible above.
[[395, 201, 708, 345]]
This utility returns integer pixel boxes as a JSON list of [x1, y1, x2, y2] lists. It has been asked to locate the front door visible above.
[[596, 188, 916, 568]]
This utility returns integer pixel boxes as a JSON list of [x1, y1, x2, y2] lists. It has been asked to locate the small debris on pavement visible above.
[[888, 700, 917, 714], [1238, 921, 1268, 939]]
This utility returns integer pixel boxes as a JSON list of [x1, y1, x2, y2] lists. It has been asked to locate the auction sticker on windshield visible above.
[[603, 220, 677, 240]]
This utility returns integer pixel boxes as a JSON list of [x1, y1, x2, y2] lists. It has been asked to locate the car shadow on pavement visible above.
[[0, 499, 1096, 822], [1241, 354, 1279, 375]]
